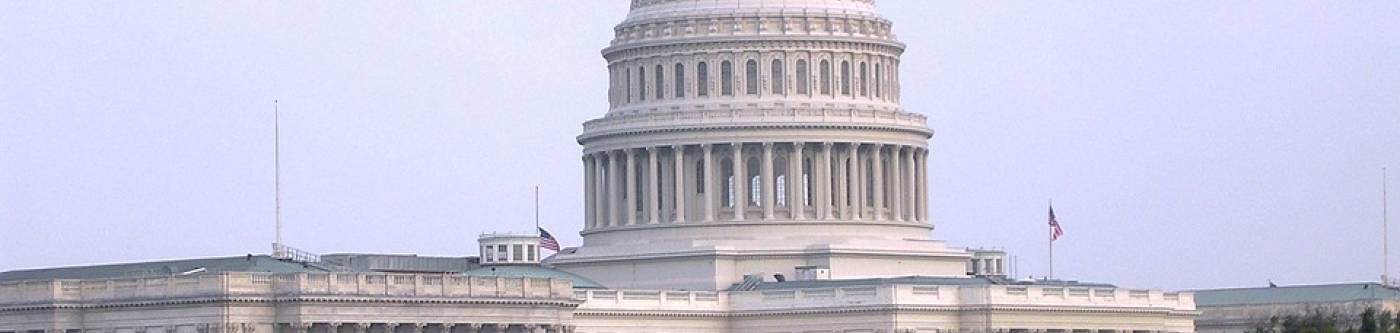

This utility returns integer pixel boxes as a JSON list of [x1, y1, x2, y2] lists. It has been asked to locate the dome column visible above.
[[789, 142, 806, 220], [761, 142, 776, 221], [847, 143, 861, 220], [890, 146, 903, 222], [918, 148, 929, 222], [872, 144, 885, 221], [647, 147, 661, 224], [593, 152, 607, 228], [625, 149, 638, 225], [584, 155, 595, 229], [608, 150, 622, 227], [731, 142, 747, 221], [821, 142, 835, 220], [672, 145, 687, 223], [702, 144, 716, 222], [904, 146, 917, 222]]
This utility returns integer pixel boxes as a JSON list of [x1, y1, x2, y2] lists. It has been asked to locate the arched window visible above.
[[795, 59, 809, 95], [635, 158, 645, 210], [819, 60, 832, 95], [721, 159, 735, 207], [674, 63, 685, 98], [655, 64, 664, 100], [638, 66, 647, 101], [865, 158, 874, 204], [625, 68, 632, 103], [697, 62, 710, 97], [745, 60, 759, 95], [859, 62, 869, 97], [840, 61, 851, 96], [802, 158, 813, 205], [771, 59, 784, 95], [696, 160, 705, 193], [747, 157, 761, 205], [721, 61, 734, 96], [875, 63, 883, 98], [775, 156, 788, 207]]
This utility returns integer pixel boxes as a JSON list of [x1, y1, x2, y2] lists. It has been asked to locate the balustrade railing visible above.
[[582, 107, 927, 134], [0, 272, 574, 307]]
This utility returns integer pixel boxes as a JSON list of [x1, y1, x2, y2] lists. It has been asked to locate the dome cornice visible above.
[[602, 36, 905, 62]]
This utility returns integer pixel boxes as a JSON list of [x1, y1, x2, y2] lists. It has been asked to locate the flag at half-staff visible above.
[[538, 227, 561, 251]]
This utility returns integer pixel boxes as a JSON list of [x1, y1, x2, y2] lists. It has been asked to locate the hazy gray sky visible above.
[[1, 1, 1397, 291]]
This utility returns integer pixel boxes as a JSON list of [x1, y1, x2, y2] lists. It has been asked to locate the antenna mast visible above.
[[1385, 167, 1390, 285], [535, 186, 541, 231], [274, 100, 283, 256]]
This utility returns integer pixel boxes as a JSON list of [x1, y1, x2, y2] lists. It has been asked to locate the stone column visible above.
[[790, 142, 806, 220], [918, 148, 929, 222], [594, 153, 606, 228], [905, 146, 917, 222], [891, 146, 903, 222], [848, 143, 861, 220], [702, 144, 716, 222], [732, 142, 746, 221], [583, 156, 593, 229], [872, 144, 885, 221], [608, 150, 622, 227], [821, 142, 835, 219], [625, 149, 638, 225], [673, 145, 687, 223], [761, 142, 776, 220], [647, 147, 660, 224]]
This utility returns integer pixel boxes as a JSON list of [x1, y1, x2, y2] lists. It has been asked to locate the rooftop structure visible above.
[[1194, 283, 1400, 333]]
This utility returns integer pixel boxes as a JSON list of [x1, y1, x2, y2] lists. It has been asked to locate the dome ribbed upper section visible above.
[[623, 0, 881, 24]]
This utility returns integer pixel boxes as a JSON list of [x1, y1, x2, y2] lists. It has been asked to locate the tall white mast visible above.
[[274, 100, 283, 254], [1385, 167, 1390, 285]]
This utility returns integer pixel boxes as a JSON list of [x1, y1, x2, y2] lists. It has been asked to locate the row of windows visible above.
[[481, 243, 537, 263], [613, 58, 897, 106]]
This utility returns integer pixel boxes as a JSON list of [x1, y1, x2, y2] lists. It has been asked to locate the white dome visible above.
[[623, 0, 881, 24]]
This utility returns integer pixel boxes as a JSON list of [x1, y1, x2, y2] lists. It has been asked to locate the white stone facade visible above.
[[553, 0, 954, 291], [0, 1, 1201, 333], [0, 273, 577, 333]]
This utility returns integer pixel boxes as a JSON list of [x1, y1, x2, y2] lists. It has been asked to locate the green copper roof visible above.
[[1194, 283, 1400, 306], [462, 265, 605, 289], [0, 255, 326, 282]]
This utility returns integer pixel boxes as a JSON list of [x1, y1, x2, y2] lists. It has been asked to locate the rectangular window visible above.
[[697, 62, 710, 97], [484, 245, 494, 262], [497, 245, 508, 261], [512, 244, 524, 261], [721, 61, 734, 96], [796, 60, 809, 95]]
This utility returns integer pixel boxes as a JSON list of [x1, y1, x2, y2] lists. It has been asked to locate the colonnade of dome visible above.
[[575, 0, 930, 235], [581, 141, 927, 231], [606, 46, 902, 112]]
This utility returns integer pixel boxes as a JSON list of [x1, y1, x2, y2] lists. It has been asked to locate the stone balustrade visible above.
[[574, 289, 726, 312], [573, 284, 1195, 313], [583, 107, 925, 135], [0, 272, 575, 307]]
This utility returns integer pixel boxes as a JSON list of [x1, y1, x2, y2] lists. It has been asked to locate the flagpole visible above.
[[1048, 199, 1054, 280], [535, 186, 541, 233], [273, 100, 282, 256]]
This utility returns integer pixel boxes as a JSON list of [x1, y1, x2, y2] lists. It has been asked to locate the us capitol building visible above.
[[0, 1, 1199, 332]]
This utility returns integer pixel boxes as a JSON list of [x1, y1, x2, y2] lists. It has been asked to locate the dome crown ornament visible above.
[[623, 0, 882, 25]]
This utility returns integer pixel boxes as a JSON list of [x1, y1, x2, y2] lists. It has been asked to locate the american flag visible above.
[[1049, 205, 1064, 241], [538, 227, 561, 251]]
